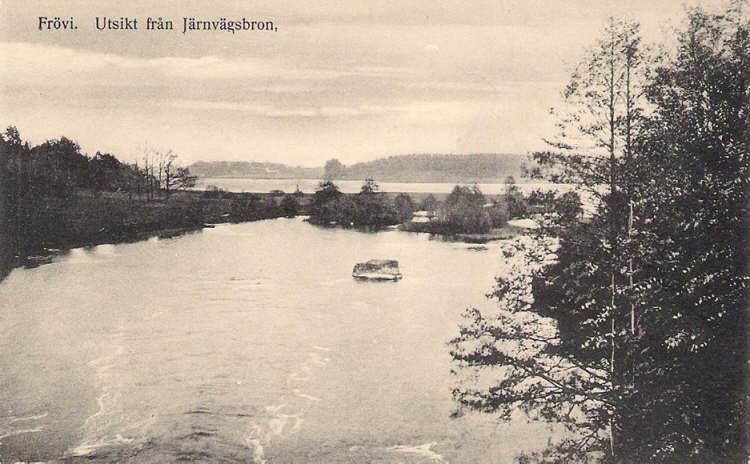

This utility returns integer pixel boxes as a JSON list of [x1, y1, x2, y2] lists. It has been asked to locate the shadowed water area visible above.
[[0, 217, 553, 463]]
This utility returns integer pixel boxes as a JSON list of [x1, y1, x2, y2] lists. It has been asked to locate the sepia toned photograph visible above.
[[0, 0, 748, 462]]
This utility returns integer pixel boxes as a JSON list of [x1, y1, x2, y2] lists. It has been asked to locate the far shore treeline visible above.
[[189, 153, 529, 183]]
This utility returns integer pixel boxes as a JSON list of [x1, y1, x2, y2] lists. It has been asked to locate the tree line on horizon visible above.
[[187, 153, 529, 183], [450, 4, 748, 463], [323, 153, 529, 183], [189, 160, 323, 179]]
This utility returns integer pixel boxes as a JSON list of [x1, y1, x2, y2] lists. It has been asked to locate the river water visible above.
[[0, 218, 554, 463], [194, 177, 570, 196]]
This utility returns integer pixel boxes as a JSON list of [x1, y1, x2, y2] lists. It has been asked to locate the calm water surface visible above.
[[0, 218, 553, 463], [194, 177, 571, 196]]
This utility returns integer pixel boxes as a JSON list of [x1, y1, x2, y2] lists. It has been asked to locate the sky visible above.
[[0, 0, 728, 166]]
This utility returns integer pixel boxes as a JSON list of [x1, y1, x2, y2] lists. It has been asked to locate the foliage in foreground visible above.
[[451, 5, 749, 463]]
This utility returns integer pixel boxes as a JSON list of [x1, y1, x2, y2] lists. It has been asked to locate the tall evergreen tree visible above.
[[451, 5, 748, 462]]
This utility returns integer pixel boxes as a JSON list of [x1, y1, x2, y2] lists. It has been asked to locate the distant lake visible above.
[[0, 218, 555, 463], [194, 177, 572, 196]]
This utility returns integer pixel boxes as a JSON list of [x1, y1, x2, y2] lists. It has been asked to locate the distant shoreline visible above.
[[193, 178, 565, 198], [195, 176, 539, 183]]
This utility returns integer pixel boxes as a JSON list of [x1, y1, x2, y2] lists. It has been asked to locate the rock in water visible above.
[[352, 259, 402, 281]]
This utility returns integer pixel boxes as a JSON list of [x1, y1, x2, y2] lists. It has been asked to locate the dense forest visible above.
[[189, 153, 528, 183], [450, 5, 749, 463]]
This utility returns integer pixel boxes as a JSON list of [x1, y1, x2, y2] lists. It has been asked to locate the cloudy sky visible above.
[[0, 0, 724, 166]]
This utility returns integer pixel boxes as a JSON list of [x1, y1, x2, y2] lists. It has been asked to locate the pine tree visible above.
[[451, 6, 749, 461]]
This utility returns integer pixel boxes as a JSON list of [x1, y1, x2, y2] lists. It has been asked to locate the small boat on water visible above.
[[352, 259, 403, 281]]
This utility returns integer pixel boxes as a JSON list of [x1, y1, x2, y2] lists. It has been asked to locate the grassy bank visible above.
[[399, 220, 522, 243], [2, 190, 309, 275]]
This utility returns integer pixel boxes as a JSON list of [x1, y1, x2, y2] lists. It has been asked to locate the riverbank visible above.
[[3, 186, 530, 280], [2, 189, 309, 277]]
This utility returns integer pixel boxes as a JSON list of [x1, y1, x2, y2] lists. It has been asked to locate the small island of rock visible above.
[[352, 259, 402, 281]]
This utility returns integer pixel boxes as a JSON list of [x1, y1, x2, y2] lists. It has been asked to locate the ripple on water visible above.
[[244, 345, 332, 463], [388, 442, 448, 463], [0, 412, 48, 447]]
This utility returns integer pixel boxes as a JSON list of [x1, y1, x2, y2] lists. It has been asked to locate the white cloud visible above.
[[0, 42, 419, 90], [0, 42, 287, 86], [169, 99, 401, 118]]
